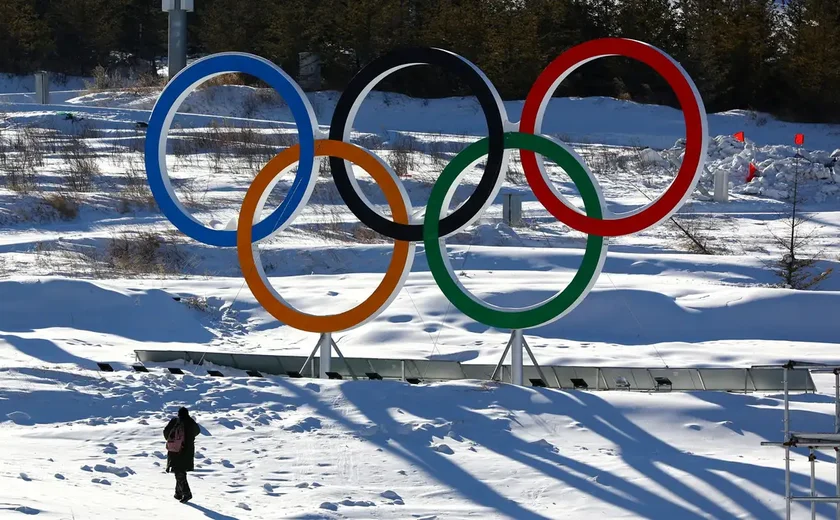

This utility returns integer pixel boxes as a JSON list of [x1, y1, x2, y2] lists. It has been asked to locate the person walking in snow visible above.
[[164, 407, 201, 503]]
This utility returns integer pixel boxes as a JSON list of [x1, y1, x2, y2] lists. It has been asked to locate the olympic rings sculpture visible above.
[[145, 38, 708, 334]]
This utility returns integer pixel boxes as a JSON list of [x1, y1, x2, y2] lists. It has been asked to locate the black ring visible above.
[[329, 47, 506, 242]]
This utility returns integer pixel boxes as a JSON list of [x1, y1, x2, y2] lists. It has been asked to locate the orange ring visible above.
[[237, 139, 414, 333]]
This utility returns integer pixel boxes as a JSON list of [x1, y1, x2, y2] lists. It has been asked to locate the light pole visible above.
[[162, 0, 194, 79]]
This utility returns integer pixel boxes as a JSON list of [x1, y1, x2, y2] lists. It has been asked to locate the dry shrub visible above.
[[106, 231, 189, 276], [242, 89, 283, 118], [11, 193, 80, 223], [63, 137, 100, 192], [117, 159, 156, 213], [128, 72, 166, 95], [389, 135, 419, 178], [41, 193, 80, 220], [352, 223, 384, 243], [85, 66, 126, 91], [199, 73, 249, 89], [3, 127, 45, 193], [506, 150, 526, 185]]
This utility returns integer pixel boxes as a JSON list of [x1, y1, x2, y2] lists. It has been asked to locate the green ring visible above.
[[422, 132, 607, 330]]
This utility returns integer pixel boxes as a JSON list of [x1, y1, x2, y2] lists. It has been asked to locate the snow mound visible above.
[[669, 135, 840, 202]]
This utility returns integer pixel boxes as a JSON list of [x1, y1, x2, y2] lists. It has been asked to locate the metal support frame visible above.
[[760, 361, 840, 519], [299, 333, 358, 381], [491, 330, 549, 387]]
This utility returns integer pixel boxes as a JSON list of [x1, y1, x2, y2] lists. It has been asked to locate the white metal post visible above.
[[34, 72, 49, 104], [319, 333, 331, 379], [811, 449, 817, 520], [836, 370, 840, 520], [714, 169, 729, 202], [785, 366, 791, 520], [511, 329, 523, 386]]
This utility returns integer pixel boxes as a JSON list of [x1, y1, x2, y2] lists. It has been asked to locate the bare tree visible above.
[[770, 151, 833, 289]]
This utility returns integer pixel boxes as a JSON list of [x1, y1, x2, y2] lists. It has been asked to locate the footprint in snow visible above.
[[93, 464, 135, 477], [102, 443, 118, 455], [236, 503, 251, 511], [381, 490, 405, 505], [340, 499, 375, 507], [431, 443, 454, 455], [380, 490, 401, 500], [217, 418, 244, 430], [284, 417, 321, 433]]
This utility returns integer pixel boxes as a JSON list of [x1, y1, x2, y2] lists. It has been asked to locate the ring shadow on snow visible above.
[[486, 288, 840, 344], [332, 381, 835, 520], [1, 369, 834, 518], [0, 279, 215, 343], [1, 334, 95, 368]]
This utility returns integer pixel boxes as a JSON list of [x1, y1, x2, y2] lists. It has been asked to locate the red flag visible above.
[[734, 131, 745, 143], [794, 133, 804, 146], [747, 162, 758, 183]]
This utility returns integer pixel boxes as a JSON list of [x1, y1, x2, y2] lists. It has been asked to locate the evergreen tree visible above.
[[0, 0, 52, 73], [780, 0, 840, 122]]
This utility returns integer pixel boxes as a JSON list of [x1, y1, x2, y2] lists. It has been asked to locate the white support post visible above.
[[511, 329, 523, 386], [811, 449, 817, 520], [319, 333, 331, 379], [836, 370, 840, 520], [34, 72, 49, 104], [785, 366, 791, 520], [714, 169, 729, 202]]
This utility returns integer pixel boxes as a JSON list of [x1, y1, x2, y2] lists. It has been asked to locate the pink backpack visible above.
[[166, 422, 185, 453]]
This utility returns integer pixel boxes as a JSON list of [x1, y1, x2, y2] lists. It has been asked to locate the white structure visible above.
[[714, 169, 729, 202], [34, 71, 49, 105], [502, 192, 523, 226], [761, 361, 840, 519]]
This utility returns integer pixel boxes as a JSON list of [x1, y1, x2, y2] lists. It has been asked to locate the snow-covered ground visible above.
[[0, 78, 839, 518]]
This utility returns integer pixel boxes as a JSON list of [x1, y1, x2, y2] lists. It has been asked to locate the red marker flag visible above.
[[747, 162, 758, 183], [734, 131, 745, 142], [794, 133, 804, 146]]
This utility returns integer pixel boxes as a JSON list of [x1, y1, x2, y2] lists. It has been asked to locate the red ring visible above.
[[520, 38, 705, 237]]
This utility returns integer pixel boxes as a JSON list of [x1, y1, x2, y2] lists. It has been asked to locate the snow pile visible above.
[[668, 135, 840, 202]]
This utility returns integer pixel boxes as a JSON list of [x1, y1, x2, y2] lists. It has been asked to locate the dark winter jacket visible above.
[[164, 416, 201, 472]]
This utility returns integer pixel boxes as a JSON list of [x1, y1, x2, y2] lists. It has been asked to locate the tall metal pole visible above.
[[166, 0, 189, 79]]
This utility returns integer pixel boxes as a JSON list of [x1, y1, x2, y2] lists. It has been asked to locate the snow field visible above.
[[0, 79, 838, 518]]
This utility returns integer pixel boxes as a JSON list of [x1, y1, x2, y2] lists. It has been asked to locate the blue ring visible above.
[[145, 53, 316, 247]]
